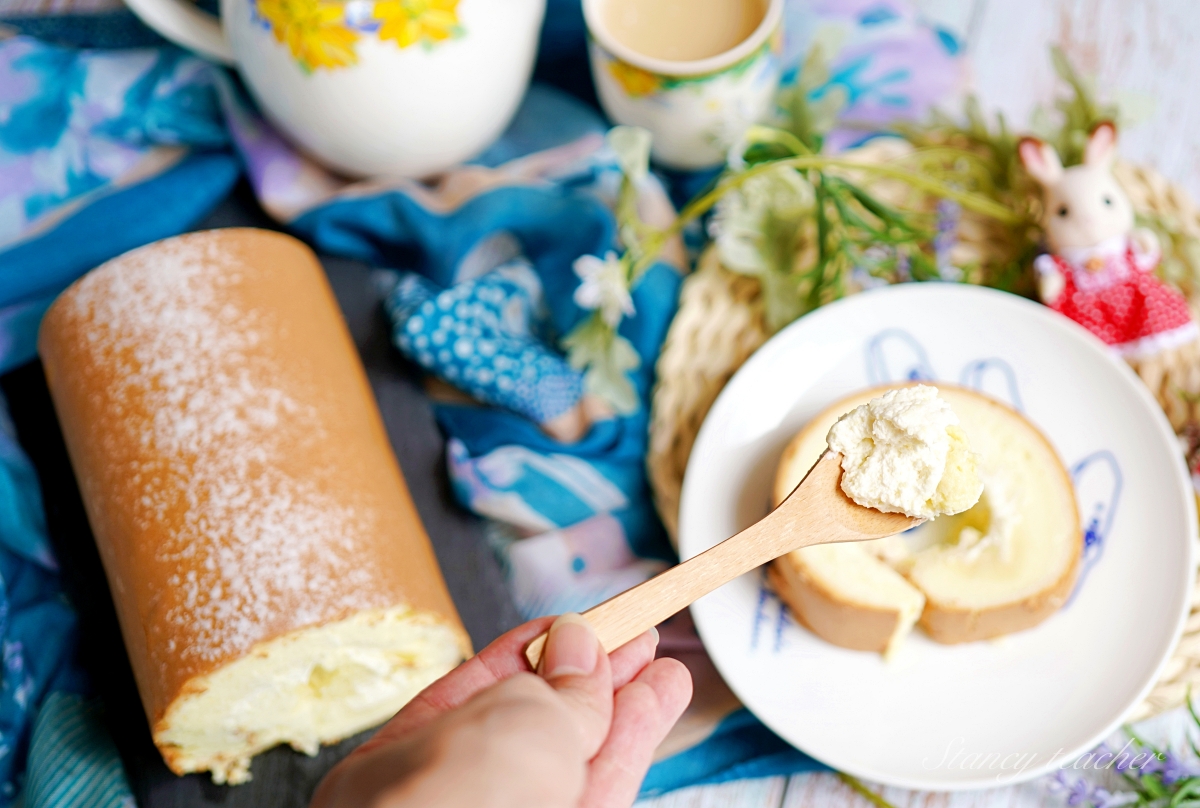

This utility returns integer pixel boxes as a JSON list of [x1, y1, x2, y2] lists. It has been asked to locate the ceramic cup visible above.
[[123, 0, 546, 178], [583, 0, 784, 170]]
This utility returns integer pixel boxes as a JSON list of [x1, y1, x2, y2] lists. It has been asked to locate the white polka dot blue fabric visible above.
[[386, 261, 583, 426]]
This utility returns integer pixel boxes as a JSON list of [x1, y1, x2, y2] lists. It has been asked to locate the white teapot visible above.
[[125, 0, 546, 178]]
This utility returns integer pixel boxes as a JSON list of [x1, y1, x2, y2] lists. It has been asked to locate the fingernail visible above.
[[543, 613, 599, 679], [649, 626, 660, 645]]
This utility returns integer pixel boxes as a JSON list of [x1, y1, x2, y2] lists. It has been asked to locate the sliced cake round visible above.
[[771, 384, 1080, 653]]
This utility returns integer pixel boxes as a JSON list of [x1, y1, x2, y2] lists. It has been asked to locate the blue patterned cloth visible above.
[[0, 397, 132, 806], [0, 35, 239, 377], [386, 262, 585, 426], [23, 692, 134, 808], [303, 146, 683, 568], [0, 1, 966, 801]]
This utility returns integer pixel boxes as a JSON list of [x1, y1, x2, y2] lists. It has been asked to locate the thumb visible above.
[[538, 613, 614, 759]]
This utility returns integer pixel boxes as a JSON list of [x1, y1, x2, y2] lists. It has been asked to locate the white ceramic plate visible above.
[[679, 283, 1197, 790]]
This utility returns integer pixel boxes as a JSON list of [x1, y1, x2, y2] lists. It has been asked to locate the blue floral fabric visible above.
[[0, 37, 239, 377]]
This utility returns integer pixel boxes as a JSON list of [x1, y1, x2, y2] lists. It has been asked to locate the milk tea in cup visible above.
[[584, 0, 783, 169], [602, 0, 767, 62]]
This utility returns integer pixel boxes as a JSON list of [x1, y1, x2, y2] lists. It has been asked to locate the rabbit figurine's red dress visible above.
[[1034, 234, 1197, 357]]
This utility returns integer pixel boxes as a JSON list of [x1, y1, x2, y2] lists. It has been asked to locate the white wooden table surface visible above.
[[636, 771, 1042, 808], [636, 707, 1195, 808]]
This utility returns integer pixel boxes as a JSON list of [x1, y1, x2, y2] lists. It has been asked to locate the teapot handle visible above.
[[123, 0, 235, 65]]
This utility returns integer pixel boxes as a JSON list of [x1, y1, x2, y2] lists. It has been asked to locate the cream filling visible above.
[[951, 474, 1019, 564], [904, 436, 1077, 611], [155, 606, 467, 785], [827, 385, 983, 519], [890, 394, 1078, 612]]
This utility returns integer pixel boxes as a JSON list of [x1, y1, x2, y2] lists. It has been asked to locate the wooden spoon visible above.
[[525, 450, 922, 668]]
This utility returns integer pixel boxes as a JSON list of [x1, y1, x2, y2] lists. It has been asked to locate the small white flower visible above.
[[710, 166, 812, 275], [573, 251, 635, 328]]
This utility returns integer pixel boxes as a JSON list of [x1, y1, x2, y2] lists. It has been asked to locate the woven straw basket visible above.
[[646, 148, 1200, 722]]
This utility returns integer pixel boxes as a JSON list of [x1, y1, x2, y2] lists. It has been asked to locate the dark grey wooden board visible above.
[[0, 180, 522, 807]]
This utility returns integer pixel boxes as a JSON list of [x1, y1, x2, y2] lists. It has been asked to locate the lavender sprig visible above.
[[1049, 771, 1140, 808], [1046, 693, 1200, 808]]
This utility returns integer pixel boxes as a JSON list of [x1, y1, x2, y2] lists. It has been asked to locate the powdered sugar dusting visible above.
[[67, 232, 381, 666]]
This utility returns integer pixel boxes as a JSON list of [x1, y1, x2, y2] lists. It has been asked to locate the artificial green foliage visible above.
[[778, 39, 848, 154], [560, 48, 1187, 414], [709, 162, 811, 330], [1145, 213, 1200, 301], [892, 98, 1043, 296], [560, 128, 651, 414], [561, 311, 641, 414], [1033, 46, 1121, 167], [712, 134, 967, 329]]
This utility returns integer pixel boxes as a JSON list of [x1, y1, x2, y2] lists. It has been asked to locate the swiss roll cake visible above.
[[38, 228, 470, 784]]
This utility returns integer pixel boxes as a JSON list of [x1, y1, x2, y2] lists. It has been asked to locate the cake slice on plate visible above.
[[768, 542, 924, 657], [771, 384, 1080, 654]]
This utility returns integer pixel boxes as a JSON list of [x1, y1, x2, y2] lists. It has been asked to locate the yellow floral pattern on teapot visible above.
[[253, 0, 463, 72]]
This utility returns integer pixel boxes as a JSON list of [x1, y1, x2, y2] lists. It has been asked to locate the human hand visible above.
[[309, 614, 693, 808]]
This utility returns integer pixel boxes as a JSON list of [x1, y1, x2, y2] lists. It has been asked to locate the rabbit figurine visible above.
[[1019, 122, 1200, 429]]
